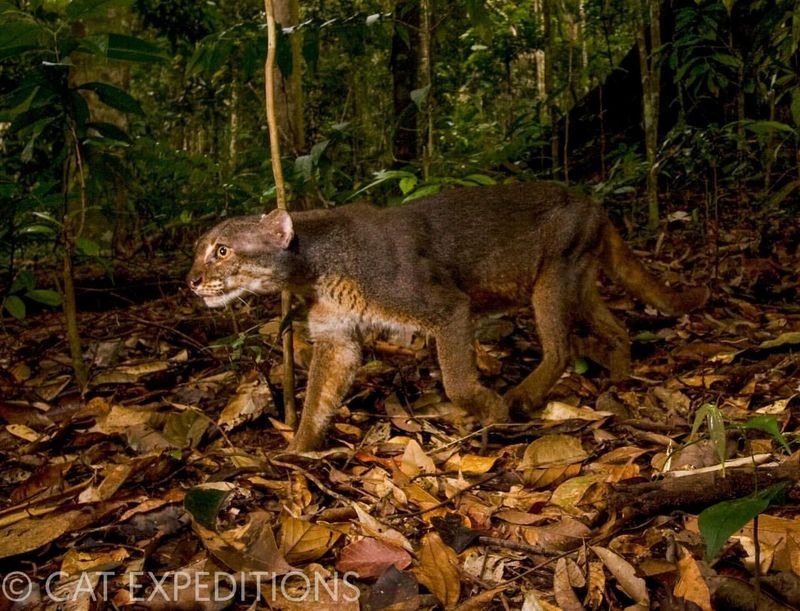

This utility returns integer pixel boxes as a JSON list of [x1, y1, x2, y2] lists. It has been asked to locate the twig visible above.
[[478, 536, 564, 557], [386, 471, 505, 519], [271, 459, 352, 505]]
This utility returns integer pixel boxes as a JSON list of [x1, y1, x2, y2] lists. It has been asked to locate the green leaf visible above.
[[82, 33, 166, 63], [410, 84, 430, 109], [66, 0, 133, 20], [698, 483, 787, 560], [86, 121, 132, 143], [0, 21, 42, 60], [3, 295, 26, 319], [76, 237, 101, 256], [574, 356, 589, 375], [184, 483, 235, 529], [465, 174, 496, 186], [294, 154, 313, 181], [399, 176, 417, 194], [349, 169, 417, 199], [77, 82, 143, 115], [403, 183, 442, 202], [712, 53, 740, 69], [20, 116, 55, 162], [741, 415, 791, 455], [10, 271, 35, 294], [633, 330, 660, 342], [688, 404, 727, 465], [25, 289, 62, 307], [310, 140, 330, 164], [790, 89, 800, 127], [743, 120, 793, 136], [163, 410, 209, 449]]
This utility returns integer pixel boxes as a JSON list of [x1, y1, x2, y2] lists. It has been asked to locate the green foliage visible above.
[[739, 415, 792, 455], [1, 270, 62, 320], [667, 0, 800, 198], [690, 403, 728, 468], [351, 169, 498, 204], [184, 484, 233, 529], [698, 482, 787, 560]]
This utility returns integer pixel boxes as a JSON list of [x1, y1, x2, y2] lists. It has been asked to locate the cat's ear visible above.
[[260, 209, 294, 249]]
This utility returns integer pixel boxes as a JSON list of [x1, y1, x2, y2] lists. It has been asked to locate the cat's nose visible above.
[[187, 272, 203, 290]]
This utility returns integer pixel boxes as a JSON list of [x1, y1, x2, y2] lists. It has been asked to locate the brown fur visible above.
[[187, 182, 708, 451]]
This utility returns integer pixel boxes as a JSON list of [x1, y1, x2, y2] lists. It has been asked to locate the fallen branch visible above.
[[609, 458, 800, 524]]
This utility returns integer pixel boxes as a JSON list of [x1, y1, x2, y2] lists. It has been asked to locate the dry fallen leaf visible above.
[[520, 435, 589, 468], [674, 546, 712, 611], [218, 370, 275, 431], [414, 531, 461, 608], [280, 516, 342, 564], [553, 557, 584, 611], [591, 545, 649, 607], [400, 439, 436, 477], [336, 536, 412, 578]]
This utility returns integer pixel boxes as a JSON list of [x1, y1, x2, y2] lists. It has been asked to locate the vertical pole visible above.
[[264, 0, 297, 427]]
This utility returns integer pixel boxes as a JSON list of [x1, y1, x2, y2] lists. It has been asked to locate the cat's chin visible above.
[[202, 288, 247, 308]]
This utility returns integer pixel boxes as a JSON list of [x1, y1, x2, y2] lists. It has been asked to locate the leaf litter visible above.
[[0, 222, 799, 608]]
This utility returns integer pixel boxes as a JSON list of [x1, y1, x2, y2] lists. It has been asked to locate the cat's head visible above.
[[187, 209, 294, 308]]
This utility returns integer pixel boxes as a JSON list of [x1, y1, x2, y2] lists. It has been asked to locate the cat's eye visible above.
[[216, 245, 229, 258]]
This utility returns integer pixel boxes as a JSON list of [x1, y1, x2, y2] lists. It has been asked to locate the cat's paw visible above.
[[504, 384, 542, 418]]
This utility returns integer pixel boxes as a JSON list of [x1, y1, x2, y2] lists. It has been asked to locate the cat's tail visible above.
[[600, 221, 709, 316]]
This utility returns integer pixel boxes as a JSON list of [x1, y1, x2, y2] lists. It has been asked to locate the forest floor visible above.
[[0, 214, 799, 610]]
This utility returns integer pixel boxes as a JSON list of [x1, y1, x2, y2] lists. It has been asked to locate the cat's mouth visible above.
[[200, 287, 248, 308]]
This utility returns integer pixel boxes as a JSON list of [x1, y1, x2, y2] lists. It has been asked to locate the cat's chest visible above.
[[308, 275, 418, 340]]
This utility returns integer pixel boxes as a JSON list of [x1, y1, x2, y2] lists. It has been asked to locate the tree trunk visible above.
[[272, 0, 305, 156], [229, 71, 239, 172], [391, 0, 420, 166], [543, 0, 558, 177], [632, 0, 661, 228], [419, 0, 433, 179]]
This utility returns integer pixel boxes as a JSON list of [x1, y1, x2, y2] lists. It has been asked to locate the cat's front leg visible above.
[[287, 334, 362, 452]]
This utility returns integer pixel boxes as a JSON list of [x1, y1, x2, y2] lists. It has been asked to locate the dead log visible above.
[[608, 459, 800, 524]]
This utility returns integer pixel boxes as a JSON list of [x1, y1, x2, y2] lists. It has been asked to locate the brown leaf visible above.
[[591, 546, 649, 606], [674, 546, 712, 611], [218, 370, 275, 431], [520, 435, 588, 468], [523, 463, 582, 489], [452, 585, 508, 610], [551, 474, 607, 510], [0, 510, 82, 559], [336, 537, 412, 578], [193, 511, 293, 575], [384, 393, 423, 433], [522, 517, 591, 552], [10, 461, 72, 504], [584, 561, 606, 610], [554, 557, 585, 611], [78, 461, 137, 503], [280, 516, 342, 564], [61, 547, 129, 577], [414, 531, 461, 608], [400, 439, 436, 477], [444, 453, 498, 474]]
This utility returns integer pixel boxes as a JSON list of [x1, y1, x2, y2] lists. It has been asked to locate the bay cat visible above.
[[188, 182, 707, 451]]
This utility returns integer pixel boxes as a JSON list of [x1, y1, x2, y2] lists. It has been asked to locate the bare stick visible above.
[[264, 0, 297, 427]]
